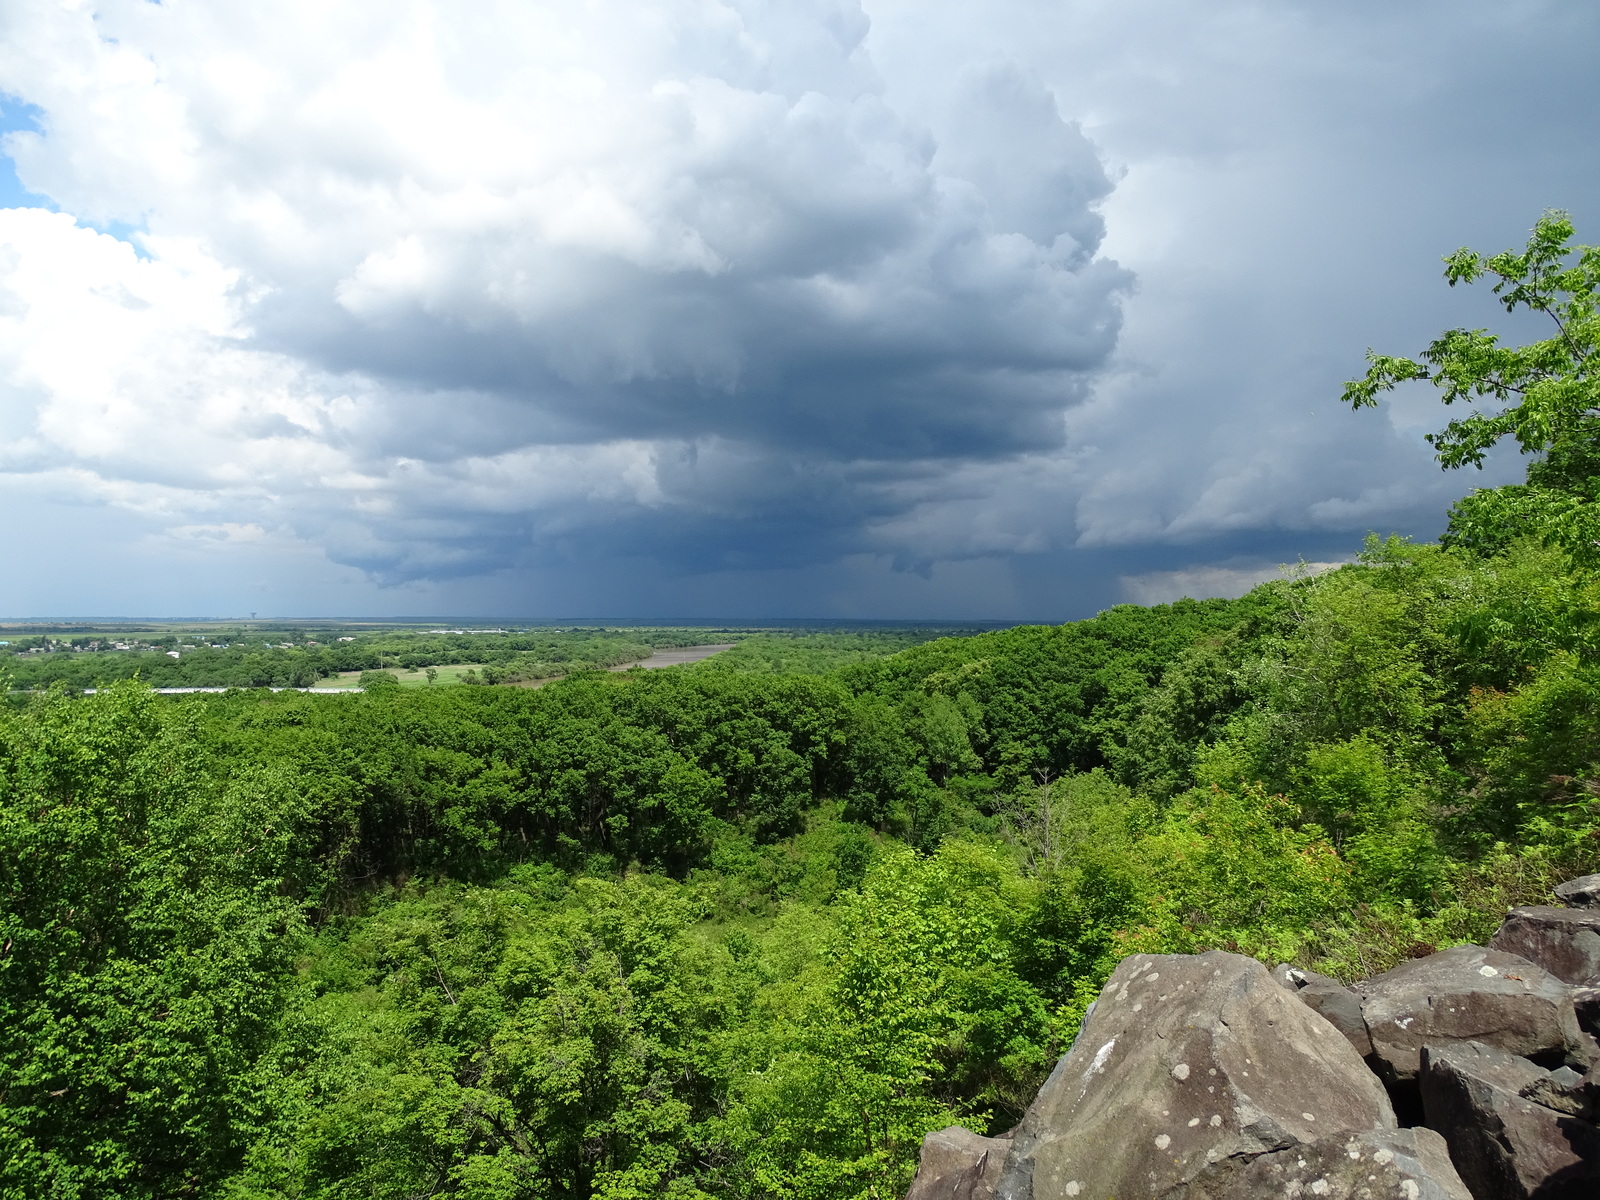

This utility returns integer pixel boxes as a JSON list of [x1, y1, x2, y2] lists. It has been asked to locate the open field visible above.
[[325, 663, 495, 689]]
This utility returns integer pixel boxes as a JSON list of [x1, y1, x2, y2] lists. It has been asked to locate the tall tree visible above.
[[1343, 211, 1600, 560]]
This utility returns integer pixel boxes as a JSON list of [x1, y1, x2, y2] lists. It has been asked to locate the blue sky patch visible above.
[[0, 95, 53, 211]]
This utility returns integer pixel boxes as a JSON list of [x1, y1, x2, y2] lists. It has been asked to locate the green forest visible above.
[[4, 216, 1600, 1200]]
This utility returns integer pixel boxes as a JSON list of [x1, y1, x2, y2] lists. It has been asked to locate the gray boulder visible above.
[[906, 1126, 1009, 1200], [1356, 945, 1581, 1081], [995, 950, 1396, 1200], [1273, 962, 1375, 1057], [1420, 1040, 1600, 1200], [1170, 1128, 1470, 1200], [1490, 906, 1600, 987], [1554, 873, 1600, 909]]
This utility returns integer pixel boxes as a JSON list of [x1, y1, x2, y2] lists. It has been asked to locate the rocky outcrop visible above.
[[1420, 1040, 1600, 1200], [1355, 946, 1581, 1081], [905, 1127, 1009, 1200], [994, 951, 1400, 1200], [904, 873, 1600, 1200], [1490, 907, 1600, 987]]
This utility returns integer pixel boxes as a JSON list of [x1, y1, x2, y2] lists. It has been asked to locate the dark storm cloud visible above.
[[236, 61, 1126, 473]]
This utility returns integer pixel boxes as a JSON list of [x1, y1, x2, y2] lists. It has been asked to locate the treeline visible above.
[[691, 630, 966, 675]]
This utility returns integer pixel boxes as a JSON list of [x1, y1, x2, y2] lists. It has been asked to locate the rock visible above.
[[1573, 987, 1600, 1036], [1490, 906, 1600, 987], [1273, 962, 1375, 1058], [1355, 945, 1581, 1082], [1272, 962, 1341, 990], [906, 1126, 1010, 1200], [1421, 1040, 1600, 1200], [1519, 1064, 1595, 1119], [1170, 1128, 1471, 1200], [1554, 873, 1600, 909], [1426, 1039, 1554, 1098], [1565, 989, 1600, 1069], [994, 950, 1395, 1200]]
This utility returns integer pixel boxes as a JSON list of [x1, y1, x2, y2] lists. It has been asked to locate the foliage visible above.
[[690, 632, 961, 676], [1343, 211, 1600, 562], [7, 538, 1600, 1197], [0, 685, 306, 1198]]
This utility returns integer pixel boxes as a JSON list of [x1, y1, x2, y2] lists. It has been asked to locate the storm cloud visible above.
[[0, 0, 1596, 617]]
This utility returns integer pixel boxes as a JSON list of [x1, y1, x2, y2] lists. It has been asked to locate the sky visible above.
[[0, 0, 1595, 620]]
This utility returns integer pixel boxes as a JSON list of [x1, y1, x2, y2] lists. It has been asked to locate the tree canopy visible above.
[[5, 548, 1599, 1198], [1344, 211, 1600, 561]]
